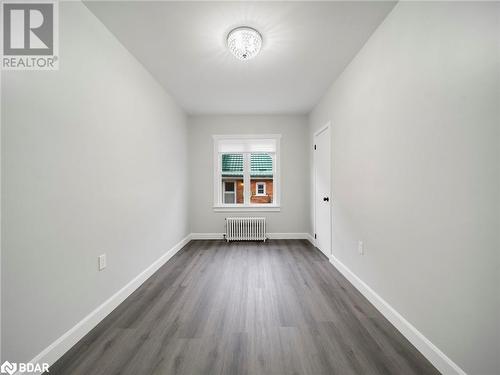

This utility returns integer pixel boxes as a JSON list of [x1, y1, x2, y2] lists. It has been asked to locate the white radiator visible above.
[[225, 217, 266, 242]]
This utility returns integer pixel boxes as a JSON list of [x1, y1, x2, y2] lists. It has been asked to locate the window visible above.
[[213, 135, 280, 211], [256, 182, 266, 196]]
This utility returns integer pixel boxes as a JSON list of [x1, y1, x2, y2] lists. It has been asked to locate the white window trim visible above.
[[213, 134, 281, 211], [255, 182, 266, 196]]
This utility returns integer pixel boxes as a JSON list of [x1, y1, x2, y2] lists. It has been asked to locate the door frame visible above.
[[313, 121, 332, 257]]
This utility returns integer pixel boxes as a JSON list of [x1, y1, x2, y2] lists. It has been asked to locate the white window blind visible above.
[[216, 138, 277, 153]]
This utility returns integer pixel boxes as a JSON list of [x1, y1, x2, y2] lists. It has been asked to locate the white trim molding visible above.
[[266, 233, 310, 240], [190, 232, 310, 240], [328, 254, 467, 375], [190, 233, 225, 240], [18, 234, 192, 375], [213, 206, 280, 212]]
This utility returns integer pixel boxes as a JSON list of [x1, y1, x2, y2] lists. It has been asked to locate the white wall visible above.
[[1, 2, 189, 363], [188, 115, 309, 235], [309, 2, 500, 374]]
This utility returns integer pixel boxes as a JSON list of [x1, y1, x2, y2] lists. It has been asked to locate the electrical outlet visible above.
[[358, 241, 364, 255], [98, 254, 107, 271]]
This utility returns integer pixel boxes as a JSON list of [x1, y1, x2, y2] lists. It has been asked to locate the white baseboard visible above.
[[306, 233, 315, 245], [266, 232, 310, 239], [190, 232, 311, 240], [328, 254, 466, 375], [190, 232, 224, 239], [18, 234, 192, 375]]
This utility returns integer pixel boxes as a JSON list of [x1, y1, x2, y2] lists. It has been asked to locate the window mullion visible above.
[[243, 153, 251, 205], [272, 152, 277, 205]]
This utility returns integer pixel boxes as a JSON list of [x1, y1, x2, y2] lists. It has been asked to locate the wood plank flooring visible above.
[[48, 240, 440, 375]]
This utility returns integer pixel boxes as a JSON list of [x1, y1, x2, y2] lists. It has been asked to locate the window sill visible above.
[[213, 205, 280, 212]]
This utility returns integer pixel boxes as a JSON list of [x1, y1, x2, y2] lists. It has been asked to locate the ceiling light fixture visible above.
[[227, 26, 262, 61]]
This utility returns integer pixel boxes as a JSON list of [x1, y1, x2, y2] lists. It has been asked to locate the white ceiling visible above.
[[85, 1, 396, 114]]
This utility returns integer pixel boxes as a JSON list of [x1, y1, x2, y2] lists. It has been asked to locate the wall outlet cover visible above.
[[358, 241, 364, 255], [98, 254, 107, 271]]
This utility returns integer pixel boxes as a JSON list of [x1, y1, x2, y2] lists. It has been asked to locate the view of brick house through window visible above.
[[222, 153, 274, 204]]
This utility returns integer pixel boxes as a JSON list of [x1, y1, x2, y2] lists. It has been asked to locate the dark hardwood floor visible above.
[[48, 240, 440, 375]]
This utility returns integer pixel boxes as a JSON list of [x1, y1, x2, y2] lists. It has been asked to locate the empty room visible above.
[[1, 1, 499, 374]]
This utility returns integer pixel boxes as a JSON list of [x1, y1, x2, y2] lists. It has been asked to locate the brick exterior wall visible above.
[[251, 180, 273, 204], [223, 179, 273, 204], [236, 179, 244, 203]]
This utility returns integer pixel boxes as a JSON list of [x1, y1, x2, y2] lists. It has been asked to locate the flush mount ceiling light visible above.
[[227, 26, 262, 61]]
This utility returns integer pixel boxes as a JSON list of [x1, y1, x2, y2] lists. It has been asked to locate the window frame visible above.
[[213, 134, 281, 212], [255, 182, 266, 196]]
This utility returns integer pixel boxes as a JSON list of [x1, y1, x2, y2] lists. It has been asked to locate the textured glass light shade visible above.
[[227, 27, 262, 61]]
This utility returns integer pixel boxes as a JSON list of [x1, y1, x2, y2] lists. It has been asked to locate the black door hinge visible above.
[[314, 233, 317, 239], [314, 144, 317, 150]]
